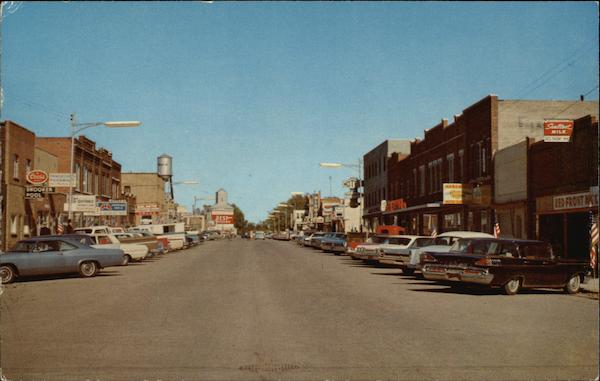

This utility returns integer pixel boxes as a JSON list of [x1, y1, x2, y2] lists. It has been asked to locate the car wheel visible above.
[[0, 265, 16, 284], [564, 274, 581, 294], [79, 261, 98, 278], [504, 278, 521, 295], [121, 255, 131, 266], [403, 268, 415, 276]]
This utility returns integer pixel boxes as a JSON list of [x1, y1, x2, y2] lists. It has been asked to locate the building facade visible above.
[[530, 115, 598, 263], [121, 172, 168, 225], [362, 140, 411, 231], [36, 135, 128, 228], [207, 189, 236, 235], [384, 95, 598, 236]]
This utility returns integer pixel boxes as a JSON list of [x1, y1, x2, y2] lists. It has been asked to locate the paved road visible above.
[[1, 239, 598, 381]]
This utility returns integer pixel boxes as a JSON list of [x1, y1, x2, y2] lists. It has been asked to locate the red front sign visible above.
[[544, 120, 573, 142], [386, 199, 407, 211], [26, 170, 49, 185], [212, 214, 234, 224]]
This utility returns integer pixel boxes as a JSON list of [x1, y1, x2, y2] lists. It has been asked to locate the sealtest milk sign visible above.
[[543, 120, 574, 143]]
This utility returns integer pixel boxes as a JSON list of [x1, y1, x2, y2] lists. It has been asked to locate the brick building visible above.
[[530, 115, 598, 262], [1, 121, 36, 250], [384, 95, 598, 236], [362, 139, 411, 231], [36, 135, 129, 227]]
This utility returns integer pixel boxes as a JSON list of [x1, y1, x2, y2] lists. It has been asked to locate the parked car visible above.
[[1, 236, 124, 284], [376, 235, 436, 268], [421, 238, 590, 295], [405, 231, 494, 275], [254, 231, 266, 240], [320, 233, 347, 255], [354, 235, 409, 263], [308, 232, 328, 248], [89, 234, 148, 265]]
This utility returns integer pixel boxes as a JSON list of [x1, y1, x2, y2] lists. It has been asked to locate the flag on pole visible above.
[[589, 212, 598, 271], [431, 226, 438, 238], [56, 215, 64, 235]]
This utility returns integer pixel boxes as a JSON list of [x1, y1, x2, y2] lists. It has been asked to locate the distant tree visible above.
[[232, 204, 248, 232]]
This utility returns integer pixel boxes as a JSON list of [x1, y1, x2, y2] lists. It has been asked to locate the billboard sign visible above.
[[26, 170, 49, 185], [64, 195, 97, 212], [543, 120, 574, 143], [212, 214, 234, 225], [97, 201, 128, 216], [49, 173, 77, 187]]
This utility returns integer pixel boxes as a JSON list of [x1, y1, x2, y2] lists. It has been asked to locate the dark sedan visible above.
[[421, 238, 590, 295], [320, 233, 347, 255], [1, 236, 125, 284]]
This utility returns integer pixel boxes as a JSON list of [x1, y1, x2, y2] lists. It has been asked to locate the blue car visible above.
[[1, 236, 125, 284], [320, 233, 347, 255]]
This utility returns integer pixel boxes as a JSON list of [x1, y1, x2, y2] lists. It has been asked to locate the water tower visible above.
[[157, 154, 174, 199]]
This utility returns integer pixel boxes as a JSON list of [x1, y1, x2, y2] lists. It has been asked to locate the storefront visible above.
[[536, 188, 598, 260]]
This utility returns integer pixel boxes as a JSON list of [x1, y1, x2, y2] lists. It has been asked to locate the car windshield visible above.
[[449, 239, 474, 252], [414, 238, 435, 248]]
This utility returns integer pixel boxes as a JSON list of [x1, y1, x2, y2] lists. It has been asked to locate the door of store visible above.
[[539, 214, 564, 257], [566, 212, 590, 260]]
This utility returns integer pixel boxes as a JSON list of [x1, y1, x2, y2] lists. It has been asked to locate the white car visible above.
[[376, 235, 436, 268], [90, 234, 149, 265], [406, 231, 494, 275], [354, 235, 408, 262]]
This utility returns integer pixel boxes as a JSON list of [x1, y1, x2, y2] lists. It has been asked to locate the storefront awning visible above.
[[382, 202, 441, 215]]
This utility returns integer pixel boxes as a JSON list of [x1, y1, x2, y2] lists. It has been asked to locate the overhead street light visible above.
[[68, 113, 142, 220]]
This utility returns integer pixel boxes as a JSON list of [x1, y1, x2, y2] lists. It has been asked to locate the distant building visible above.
[[121, 172, 168, 225], [207, 188, 236, 235]]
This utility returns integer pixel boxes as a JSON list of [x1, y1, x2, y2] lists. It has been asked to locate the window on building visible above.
[[12, 154, 19, 180], [458, 149, 464, 182], [419, 165, 425, 196], [482, 145, 487, 175], [10, 214, 18, 236], [477, 142, 483, 177], [75, 163, 81, 191], [447, 154, 455, 183], [83, 166, 89, 193], [437, 158, 443, 192], [413, 168, 418, 196], [25, 159, 32, 175], [428, 162, 433, 195]]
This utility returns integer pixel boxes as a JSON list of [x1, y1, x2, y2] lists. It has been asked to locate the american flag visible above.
[[590, 212, 598, 270], [56, 216, 64, 235], [494, 220, 501, 238]]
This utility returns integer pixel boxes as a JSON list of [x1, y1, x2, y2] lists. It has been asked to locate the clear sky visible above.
[[1, 2, 598, 223]]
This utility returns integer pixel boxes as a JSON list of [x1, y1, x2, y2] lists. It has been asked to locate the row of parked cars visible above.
[[294, 230, 591, 295], [0, 225, 206, 284]]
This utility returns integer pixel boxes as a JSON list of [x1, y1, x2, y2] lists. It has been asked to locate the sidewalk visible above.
[[581, 276, 599, 293]]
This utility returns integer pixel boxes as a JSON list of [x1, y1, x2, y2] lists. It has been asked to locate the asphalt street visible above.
[[1, 239, 598, 381]]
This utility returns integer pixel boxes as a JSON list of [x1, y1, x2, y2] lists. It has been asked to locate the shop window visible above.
[[481, 210, 489, 233], [444, 212, 462, 230]]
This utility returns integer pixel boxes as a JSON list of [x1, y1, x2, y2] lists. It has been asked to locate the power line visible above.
[[550, 85, 599, 118]]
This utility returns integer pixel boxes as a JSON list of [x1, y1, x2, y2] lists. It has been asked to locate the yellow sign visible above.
[[443, 183, 471, 205]]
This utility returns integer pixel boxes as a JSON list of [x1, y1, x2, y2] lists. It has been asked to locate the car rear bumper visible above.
[[421, 265, 494, 285]]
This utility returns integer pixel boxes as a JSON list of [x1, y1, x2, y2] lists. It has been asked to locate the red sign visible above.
[[386, 199, 407, 211], [26, 170, 49, 185], [544, 120, 573, 142], [212, 214, 234, 224]]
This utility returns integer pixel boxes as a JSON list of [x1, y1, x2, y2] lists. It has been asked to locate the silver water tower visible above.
[[157, 154, 174, 199]]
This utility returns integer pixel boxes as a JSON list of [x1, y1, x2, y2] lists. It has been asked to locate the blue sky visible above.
[[1, 2, 598, 223]]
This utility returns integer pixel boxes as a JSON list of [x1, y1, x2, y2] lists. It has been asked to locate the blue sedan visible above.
[[0, 236, 125, 284]]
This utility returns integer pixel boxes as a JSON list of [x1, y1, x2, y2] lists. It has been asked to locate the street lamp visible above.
[[193, 196, 210, 214], [68, 113, 141, 220]]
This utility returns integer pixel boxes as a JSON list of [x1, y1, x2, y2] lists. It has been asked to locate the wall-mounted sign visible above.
[[212, 214, 234, 224], [386, 199, 407, 211], [471, 185, 492, 206], [443, 183, 470, 205], [543, 120, 574, 143], [97, 201, 128, 216], [26, 170, 49, 185], [63, 195, 97, 212], [553, 191, 598, 211], [25, 191, 43, 199], [49, 173, 77, 187]]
